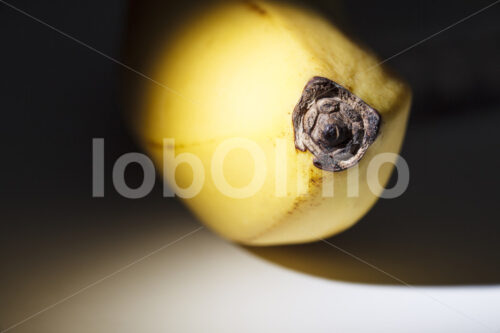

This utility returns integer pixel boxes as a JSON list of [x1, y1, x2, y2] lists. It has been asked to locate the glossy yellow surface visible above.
[[137, 1, 411, 245]]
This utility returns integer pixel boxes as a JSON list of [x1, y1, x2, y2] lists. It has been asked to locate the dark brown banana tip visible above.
[[292, 76, 381, 172]]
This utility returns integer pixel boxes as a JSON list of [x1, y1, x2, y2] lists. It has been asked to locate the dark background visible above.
[[1, 2, 500, 325]]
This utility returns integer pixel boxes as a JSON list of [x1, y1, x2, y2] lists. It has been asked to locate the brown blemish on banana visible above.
[[245, 1, 268, 16]]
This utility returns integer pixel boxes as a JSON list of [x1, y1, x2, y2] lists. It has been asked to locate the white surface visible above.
[[2, 216, 500, 333]]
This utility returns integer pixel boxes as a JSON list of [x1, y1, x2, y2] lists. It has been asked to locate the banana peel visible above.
[[135, 1, 411, 245]]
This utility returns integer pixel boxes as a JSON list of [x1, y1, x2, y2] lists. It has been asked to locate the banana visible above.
[[135, 1, 411, 245]]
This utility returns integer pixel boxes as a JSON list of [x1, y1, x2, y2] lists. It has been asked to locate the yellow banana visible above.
[[135, 1, 411, 245]]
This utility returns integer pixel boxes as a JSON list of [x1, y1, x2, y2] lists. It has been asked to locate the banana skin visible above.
[[135, 1, 411, 245]]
